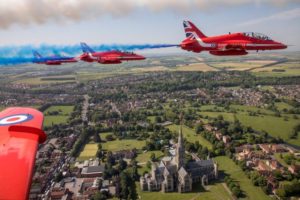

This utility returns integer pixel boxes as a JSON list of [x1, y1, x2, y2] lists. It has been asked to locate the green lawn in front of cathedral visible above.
[[214, 156, 271, 200], [167, 124, 213, 150], [136, 181, 233, 200]]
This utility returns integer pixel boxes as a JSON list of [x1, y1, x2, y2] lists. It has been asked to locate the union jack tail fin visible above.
[[32, 50, 42, 59], [183, 20, 207, 39], [80, 42, 95, 53]]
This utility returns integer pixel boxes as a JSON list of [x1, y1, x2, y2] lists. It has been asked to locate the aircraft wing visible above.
[[221, 43, 246, 51], [0, 107, 46, 200]]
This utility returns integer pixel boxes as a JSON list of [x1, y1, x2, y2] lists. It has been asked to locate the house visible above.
[[222, 135, 231, 144], [288, 164, 300, 174], [259, 144, 286, 154], [81, 165, 105, 178]]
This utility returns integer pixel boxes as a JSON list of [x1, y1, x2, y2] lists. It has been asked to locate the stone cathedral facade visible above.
[[140, 125, 218, 193]]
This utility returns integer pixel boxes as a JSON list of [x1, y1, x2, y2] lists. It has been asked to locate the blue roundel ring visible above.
[[0, 114, 34, 126]]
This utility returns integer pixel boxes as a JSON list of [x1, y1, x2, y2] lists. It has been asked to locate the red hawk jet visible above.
[[0, 107, 46, 200], [181, 20, 287, 56], [79, 42, 145, 64]]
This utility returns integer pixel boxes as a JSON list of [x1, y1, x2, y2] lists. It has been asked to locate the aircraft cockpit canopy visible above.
[[243, 32, 272, 41]]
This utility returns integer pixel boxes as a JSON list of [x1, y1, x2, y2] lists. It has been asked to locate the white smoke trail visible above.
[[0, 0, 298, 29]]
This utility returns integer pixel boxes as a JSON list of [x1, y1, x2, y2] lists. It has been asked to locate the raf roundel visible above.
[[0, 114, 34, 126]]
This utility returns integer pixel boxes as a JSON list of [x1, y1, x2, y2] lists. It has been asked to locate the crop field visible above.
[[176, 63, 218, 72]]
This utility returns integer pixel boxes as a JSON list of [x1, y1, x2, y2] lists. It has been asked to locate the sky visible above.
[[0, 0, 300, 55]]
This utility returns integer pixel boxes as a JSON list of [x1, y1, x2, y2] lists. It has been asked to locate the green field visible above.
[[200, 111, 300, 146], [102, 139, 146, 152], [214, 156, 271, 200], [43, 105, 74, 126], [77, 143, 98, 161], [136, 151, 164, 164], [167, 124, 213, 150], [137, 181, 233, 200]]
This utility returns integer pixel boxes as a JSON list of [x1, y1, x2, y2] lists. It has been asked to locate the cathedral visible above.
[[140, 124, 218, 193]]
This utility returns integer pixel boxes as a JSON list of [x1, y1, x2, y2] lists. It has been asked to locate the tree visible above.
[[195, 124, 204, 134], [94, 132, 101, 143], [150, 153, 156, 161], [120, 172, 137, 200]]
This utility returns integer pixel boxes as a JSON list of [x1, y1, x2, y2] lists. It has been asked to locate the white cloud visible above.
[[0, 0, 298, 29], [238, 8, 300, 26]]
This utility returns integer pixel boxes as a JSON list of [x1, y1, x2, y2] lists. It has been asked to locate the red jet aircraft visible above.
[[0, 107, 46, 200], [79, 43, 146, 64], [32, 51, 78, 65], [181, 21, 287, 56]]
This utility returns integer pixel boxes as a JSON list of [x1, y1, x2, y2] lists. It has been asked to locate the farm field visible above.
[[214, 156, 271, 200], [200, 111, 300, 146], [176, 63, 218, 72], [167, 124, 213, 150]]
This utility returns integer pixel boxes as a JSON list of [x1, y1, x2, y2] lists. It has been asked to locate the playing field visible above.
[[77, 143, 98, 161], [176, 63, 218, 72], [214, 156, 271, 200]]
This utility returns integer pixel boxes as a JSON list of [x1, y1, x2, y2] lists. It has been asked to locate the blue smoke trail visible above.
[[0, 44, 178, 65]]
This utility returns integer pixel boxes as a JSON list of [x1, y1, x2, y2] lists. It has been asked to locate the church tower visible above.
[[175, 114, 185, 170]]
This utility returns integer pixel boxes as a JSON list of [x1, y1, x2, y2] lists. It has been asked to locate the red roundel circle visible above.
[[0, 114, 34, 126]]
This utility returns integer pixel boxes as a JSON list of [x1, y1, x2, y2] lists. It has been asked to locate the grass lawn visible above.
[[200, 111, 300, 146], [214, 156, 271, 200], [43, 105, 74, 127], [44, 105, 74, 115], [275, 102, 293, 111], [102, 139, 146, 152], [137, 181, 233, 200], [136, 151, 164, 164], [77, 143, 98, 161], [167, 124, 213, 150], [147, 116, 156, 123]]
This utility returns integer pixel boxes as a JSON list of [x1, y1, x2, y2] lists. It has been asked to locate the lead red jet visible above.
[[181, 20, 287, 56], [79, 42, 146, 64], [0, 107, 46, 200]]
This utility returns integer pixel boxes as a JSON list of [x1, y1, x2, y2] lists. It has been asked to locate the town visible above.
[[1, 53, 300, 200]]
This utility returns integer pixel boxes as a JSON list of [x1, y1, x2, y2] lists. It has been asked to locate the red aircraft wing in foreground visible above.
[[79, 43, 145, 64], [0, 107, 46, 200], [181, 21, 287, 56]]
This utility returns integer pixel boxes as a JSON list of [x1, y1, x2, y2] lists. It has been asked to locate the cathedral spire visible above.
[[175, 112, 185, 170]]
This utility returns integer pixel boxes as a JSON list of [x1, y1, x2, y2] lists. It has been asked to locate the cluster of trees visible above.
[[276, 180, 300, 198], [71, 127, 94, 157], [224, 176, 243, 198]]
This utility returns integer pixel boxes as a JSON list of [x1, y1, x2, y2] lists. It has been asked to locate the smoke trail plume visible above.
[[0, 0, 297, 29], [0, 43, 177, 65]]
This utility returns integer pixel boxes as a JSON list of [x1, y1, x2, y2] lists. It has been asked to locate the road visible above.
[[82, 94, 90, 122]]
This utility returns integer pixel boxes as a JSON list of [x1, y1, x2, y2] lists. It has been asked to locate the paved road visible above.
[[82, 94, 89, 122]]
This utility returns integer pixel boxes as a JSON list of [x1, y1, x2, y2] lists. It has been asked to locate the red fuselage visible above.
[[181, 21, 287, 56], [181, 33, 287, 55], [79, 50, 145, 64]]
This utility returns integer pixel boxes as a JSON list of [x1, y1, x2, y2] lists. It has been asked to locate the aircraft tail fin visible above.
[[80, 42, 95, 53], [183, 20, 207, 39], [32, 50, 42, 59]]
